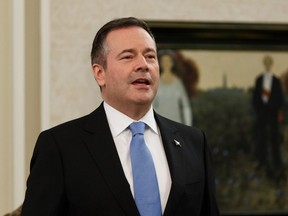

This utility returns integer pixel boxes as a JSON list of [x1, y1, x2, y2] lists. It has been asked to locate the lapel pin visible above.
[[174, 139, 182, 147]]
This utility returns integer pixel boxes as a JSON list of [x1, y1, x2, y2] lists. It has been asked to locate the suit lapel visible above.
[[82, 104, 139, 216], [80, 105, 187, 215], [155, 114, 186, 216]]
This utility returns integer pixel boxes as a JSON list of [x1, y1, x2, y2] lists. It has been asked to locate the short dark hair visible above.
[[90, 17, 155, 68]]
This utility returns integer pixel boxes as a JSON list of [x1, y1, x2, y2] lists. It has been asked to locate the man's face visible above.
[[93, 27, 159, 113]]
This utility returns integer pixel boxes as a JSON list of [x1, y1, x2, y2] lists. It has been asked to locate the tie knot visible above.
[[129, 121, 145, 136]]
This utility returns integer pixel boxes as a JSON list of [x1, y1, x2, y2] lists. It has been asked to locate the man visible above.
[[252, 55, 284, 176], [21, 17, 219, 216]]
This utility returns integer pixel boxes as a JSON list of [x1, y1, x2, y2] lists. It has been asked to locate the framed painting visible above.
[[147, 20, 288, 216]]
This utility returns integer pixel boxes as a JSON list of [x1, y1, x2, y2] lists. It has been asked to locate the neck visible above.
[[161, 70, 176, 84], [105, 101, 151, 120], [125, 105, 151, 120]]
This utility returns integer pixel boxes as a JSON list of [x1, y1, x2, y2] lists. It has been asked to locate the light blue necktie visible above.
[[129, 122, 162, 216]]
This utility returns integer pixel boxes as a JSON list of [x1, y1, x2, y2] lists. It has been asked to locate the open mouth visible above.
[[132, 78, 151, 85]]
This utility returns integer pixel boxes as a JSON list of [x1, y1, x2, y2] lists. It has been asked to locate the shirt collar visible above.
[[103, 102, 158, 138], [264, 71, 272, 76]]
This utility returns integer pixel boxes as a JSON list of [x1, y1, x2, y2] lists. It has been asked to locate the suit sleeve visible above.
[[21, 130, 68, 216], [200, 131, 220, 216]]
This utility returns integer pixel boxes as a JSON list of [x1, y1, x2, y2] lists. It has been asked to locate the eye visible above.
[[121, 55, 133, 60], [145, 54, 156, 60]]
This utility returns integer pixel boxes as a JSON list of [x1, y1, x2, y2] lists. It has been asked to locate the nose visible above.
[[135, 56, 149, 72]]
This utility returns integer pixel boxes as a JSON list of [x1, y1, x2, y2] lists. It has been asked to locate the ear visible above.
[[92, 64, 106, 87]]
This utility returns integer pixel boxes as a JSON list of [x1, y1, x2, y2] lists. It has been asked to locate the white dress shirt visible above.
[[103, 102, 172, 213], [262, 71, 273, 103]]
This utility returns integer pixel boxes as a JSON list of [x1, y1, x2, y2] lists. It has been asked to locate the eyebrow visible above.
[[116, 48, 156, 58]]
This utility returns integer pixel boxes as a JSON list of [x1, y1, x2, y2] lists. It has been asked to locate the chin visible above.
[[134, 98, 153, 106], [130, 92, 155, 106]]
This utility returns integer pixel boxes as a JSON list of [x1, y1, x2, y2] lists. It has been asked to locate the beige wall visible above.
[[0, 0, 13, 214], [0, 0, 40, 214], [25, 0, 41, 182], [1, 0, 288, 214]]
